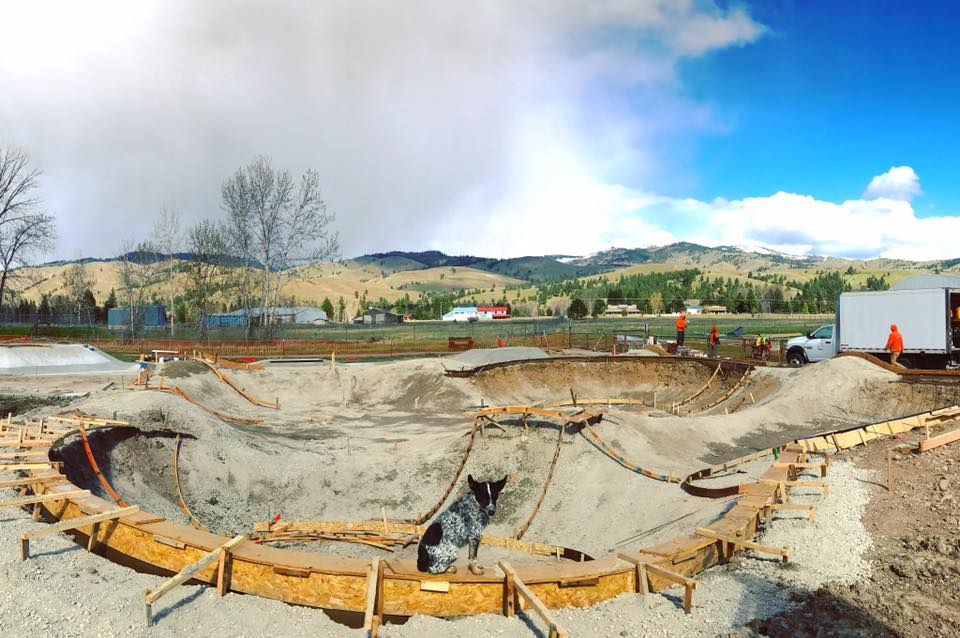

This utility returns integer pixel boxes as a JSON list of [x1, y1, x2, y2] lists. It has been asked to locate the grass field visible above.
[[2, 314, 833, 360]]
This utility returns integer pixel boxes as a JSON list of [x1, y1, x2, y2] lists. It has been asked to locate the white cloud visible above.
[[440, 167, 959, 261], [864, 166, 923, 201], [0, 1, 766, 260]]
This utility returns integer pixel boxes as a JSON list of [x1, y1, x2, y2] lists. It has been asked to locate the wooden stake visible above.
[[381, 506, 389, 533], [887, 448, 893, 492]]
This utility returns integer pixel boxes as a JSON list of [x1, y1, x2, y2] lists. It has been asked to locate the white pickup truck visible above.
[[785, 288, 960, 369]]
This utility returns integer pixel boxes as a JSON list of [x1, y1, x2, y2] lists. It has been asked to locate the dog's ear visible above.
[[494, 475, 508, 493], [467, 474, 476, 489]]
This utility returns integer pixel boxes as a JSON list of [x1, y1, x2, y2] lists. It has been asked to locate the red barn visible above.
[[478, 306, 510, 320]]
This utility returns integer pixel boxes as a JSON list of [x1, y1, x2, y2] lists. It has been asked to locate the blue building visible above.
[[107, 305, 167, 329]]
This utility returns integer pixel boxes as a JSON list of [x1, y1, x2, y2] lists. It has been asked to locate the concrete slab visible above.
[[0, 344, 139, 375]]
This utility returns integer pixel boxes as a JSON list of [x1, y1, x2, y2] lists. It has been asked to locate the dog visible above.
[[417, 474, 507, 575]]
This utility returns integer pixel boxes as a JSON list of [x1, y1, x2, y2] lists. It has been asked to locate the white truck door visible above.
[[806, 325, 834, 361]]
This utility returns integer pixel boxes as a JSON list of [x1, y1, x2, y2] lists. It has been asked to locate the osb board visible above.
[[528, 570, 633, 609], [382, 577, 503, 616]]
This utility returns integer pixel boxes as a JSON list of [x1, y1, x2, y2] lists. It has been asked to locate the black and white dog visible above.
[[417, 474, 507, 575]]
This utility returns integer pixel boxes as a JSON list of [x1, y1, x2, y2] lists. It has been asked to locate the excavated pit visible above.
[[30, 353, 960, 570]]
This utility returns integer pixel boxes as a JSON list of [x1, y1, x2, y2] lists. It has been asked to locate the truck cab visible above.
[[786, 324, 835, 365]]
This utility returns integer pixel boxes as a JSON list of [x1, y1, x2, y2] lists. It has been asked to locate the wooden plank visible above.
[[0, 462, 61, 471], [918, 427, 960, 452], [695, 528, 789, 563], [145, 534, 246, 605], [0, 489, 89, 508], [363, 558, 381, 631], [498, 561, 569, 638], [634, 561, 696, 614], [0, 475, 68, 489], [20, 505, 140, 560]]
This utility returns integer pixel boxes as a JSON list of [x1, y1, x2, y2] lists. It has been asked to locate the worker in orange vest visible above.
[[675, 313, 687, 347], [884, 324, 904, 367], [707, 325, 720, 359]]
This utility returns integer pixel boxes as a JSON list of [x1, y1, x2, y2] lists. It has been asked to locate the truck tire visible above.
[[786, 349, 807, 366], [896, 355, 913, 370]]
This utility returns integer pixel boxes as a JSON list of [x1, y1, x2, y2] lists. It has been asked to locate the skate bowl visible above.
[[7, 354, 960, 629]]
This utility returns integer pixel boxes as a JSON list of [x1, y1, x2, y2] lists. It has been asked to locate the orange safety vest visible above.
[[676, 316, 687, 330], [709, 329, 719, 345]]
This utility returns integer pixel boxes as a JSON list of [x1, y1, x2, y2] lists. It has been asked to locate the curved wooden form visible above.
[[410, 420, 480, 525], [193, 357, 280, 409], [514, 422, 565, 540], [445, 355, 754, 379], [201, 352, 266, 371], [144, 386, 264, 425], [78, 426, 128, 507], [8, 403, 953, 622], [578, 422, 680, 483], [173, 435, 208, 531]]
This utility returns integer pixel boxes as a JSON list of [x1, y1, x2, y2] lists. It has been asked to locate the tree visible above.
[[185, 220, 230, 339], [591, 298, 607, 318], [117, 240, 165, 337], [649, 291, 663, 315], [221, 156, 339, 336], [336, 296, 347, 323], [321, 297, 335, 320], [567, 298, 588, 320], [0, 145, 56, 311], [104, 289, 118, 312], [151, 207, 182, 338], [62, 262, 93, 324]]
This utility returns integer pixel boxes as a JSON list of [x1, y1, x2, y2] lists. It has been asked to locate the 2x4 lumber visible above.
[[0, 475, 68, 489], [767, 503, 816, 522], [144, 534, 247, 625], [695, 528, 789, 563], [759, 478, 829, 497], [0, 440, 54, 448], [498, 561, 570, 638], [0, 489, 89, 509], [642, 562, 696, 614], [20, 505, 140, 560], [363, 558, 381, 632], [918, 427, 960, 452], [0, 462, 61, 471]]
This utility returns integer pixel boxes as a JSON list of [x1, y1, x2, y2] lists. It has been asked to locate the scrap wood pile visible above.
[[252, 519, 573, 558]]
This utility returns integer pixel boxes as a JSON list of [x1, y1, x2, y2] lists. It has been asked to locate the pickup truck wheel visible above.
[[896, 356, 913, 370], [786, 350, 806, 366]]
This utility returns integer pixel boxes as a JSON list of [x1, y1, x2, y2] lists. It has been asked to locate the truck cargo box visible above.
[[837, 289, 952, 353]]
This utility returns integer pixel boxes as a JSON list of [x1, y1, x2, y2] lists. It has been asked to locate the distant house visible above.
[[703, 305, 728, 314], [477, 306, 510, 320], [442, 306, 479, 322], [108, 305, 167, 329], [684, 304, 704, 315], [360, 307, 403, 325], [202, 306, 327, 329], [603, 304, 642, 317]]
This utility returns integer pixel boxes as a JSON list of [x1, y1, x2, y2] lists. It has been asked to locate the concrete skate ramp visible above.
[[446, 346, 549, 370], [0, 343, 138, 375]]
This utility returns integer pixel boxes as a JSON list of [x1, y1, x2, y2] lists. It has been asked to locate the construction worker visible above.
[[676, 313, 687, 347], [707, 325, 720, 359], [885, 324, 904, 367]]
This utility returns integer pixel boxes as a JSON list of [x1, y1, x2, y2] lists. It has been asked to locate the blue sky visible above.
[[679, 1, 960, 213]]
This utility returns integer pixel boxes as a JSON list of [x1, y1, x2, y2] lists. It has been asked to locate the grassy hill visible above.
[[12, 242, 958, 321]]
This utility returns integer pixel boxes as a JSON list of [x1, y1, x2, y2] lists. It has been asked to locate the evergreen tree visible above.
[[567, 298, 588, 319]]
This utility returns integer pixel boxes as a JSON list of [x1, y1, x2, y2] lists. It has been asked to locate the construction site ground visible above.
[[0, 351, 958, 636]]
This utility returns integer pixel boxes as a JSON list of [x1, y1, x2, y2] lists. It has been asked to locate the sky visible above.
[[1, 0, 958, 263]]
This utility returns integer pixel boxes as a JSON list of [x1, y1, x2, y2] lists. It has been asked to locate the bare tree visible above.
[[0, 145, 56, 312], [117, 240, 164, 337], [62, 261, 93, 323], [221, 155, 339, 336], [185, 220, 230, 339], [151, 207, 182, 338]]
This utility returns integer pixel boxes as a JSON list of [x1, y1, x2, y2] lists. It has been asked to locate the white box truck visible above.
[[785, 288, 960, 369]]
